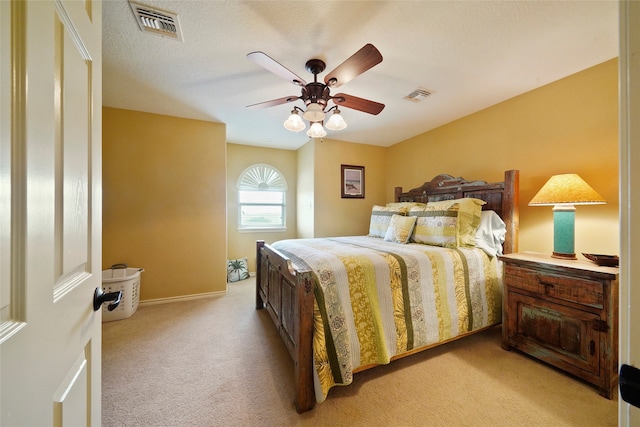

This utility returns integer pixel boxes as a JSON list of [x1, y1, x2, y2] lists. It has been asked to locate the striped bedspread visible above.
[[271, 236, 503, 402]]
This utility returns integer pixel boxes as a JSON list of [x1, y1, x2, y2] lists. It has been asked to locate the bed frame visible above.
[[256, 169, 519, 412]]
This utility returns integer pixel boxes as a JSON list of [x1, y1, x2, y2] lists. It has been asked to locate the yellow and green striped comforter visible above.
[[271, 236, 502, 403]]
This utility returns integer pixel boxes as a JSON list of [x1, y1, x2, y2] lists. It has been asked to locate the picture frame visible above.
[[341, 164, 365, 198]]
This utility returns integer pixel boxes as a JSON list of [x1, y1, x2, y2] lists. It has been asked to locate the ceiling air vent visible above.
[[129, 1, 184, 42], [404, 87, 433, 103]]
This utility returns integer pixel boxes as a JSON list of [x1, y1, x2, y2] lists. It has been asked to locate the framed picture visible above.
[[341, 164, 365, 198]]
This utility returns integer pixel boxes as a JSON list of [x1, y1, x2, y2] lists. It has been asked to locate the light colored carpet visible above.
[[102, 277, 617, 427]]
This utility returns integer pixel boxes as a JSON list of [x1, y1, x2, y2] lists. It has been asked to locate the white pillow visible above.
[[475, 211, 506, 257]]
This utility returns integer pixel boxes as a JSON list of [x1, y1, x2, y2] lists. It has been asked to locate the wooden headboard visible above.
[[394, 170, 520, 254]]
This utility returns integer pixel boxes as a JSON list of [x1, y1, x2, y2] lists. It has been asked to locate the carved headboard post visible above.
[[502, 170, 520, 254]]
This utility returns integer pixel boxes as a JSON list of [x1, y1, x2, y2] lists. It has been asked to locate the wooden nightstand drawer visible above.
[[504, 264, 604, 309]]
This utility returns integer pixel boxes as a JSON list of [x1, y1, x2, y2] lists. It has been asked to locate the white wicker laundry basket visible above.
[[101, 264, 144, 322]]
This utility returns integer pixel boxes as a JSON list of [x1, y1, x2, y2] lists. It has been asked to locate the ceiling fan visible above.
[[246, 44, 385, 137]]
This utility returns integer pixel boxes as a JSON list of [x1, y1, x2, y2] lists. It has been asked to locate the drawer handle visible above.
[[538, 280, 555, 289], [539, 280, 555, 295], [590, 340, 596, 356]]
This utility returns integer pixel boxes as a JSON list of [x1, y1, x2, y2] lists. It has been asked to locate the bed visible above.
[[255, 170, 519, 412]]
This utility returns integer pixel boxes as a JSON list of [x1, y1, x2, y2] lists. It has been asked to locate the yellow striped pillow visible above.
[[409, 204, 459, 247], [409, 198, 485, 247]]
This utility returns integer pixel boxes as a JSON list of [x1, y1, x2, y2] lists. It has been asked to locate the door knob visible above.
[[93, 287, 122, 312], [621, 364, 640, 408]]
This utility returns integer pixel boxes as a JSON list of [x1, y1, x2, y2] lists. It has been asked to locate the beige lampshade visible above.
[[529, 174, 606, 206]]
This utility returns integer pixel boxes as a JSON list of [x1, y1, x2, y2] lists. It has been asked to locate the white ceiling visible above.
[[102, 0, 618, 151]]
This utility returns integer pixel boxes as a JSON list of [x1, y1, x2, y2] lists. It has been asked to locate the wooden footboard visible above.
[[256, 240, 316, 413]]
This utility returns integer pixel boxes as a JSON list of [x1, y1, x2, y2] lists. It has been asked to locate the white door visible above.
[[0, 0, 102, 425], [619, 1, 640, 426]]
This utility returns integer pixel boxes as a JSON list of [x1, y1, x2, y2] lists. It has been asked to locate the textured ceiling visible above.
[[102, 1, 618, 150]]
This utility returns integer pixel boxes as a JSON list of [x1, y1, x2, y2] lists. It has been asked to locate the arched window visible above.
[[237, 164, 287, 230]]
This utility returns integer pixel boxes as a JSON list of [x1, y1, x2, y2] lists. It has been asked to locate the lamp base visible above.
[[552, 251, 577, 260], [552, 205, 577, 261]]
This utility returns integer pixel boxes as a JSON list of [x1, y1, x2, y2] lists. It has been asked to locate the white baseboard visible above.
[[139, 274, 255, 306], [139, 289, 228, 306]]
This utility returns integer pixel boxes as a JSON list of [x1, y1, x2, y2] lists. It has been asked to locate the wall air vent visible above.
[[404, 88, 434, 103], [129, 1, 184, 42]]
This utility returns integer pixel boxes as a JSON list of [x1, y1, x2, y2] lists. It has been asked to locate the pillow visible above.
[[227, 258, 250, 282], [409, 198, 486, 248], [409, 204, 459, 247], [386, 202, 426, 209], [368, 205, 408, 238], [446, 198, 486, 247], [384, 214, 417, 244], [475, 210, 507, 257]]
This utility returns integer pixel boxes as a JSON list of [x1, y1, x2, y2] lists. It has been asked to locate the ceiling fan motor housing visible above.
[[302, 83, 330, 108]]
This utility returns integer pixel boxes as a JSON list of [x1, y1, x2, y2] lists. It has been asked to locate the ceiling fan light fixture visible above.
[[246, 44, 385, 138], [325, 109, 347, 131], [306, 122, 327, 138], [302, 103, 325, 122], [283, 110, 306, 132]]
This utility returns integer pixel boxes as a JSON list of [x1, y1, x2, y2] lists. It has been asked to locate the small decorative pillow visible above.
[[384, 214, 417, 244], [227, 258, 250, 282], [368, 205, 408, 238]]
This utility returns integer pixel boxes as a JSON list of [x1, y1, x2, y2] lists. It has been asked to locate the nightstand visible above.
[[499, 252, 619, 399]]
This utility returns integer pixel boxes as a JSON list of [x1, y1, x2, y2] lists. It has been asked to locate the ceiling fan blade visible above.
[[247, 51, 307, 86], [333, 93, 385, 115], [324, 44, 383, 88], [246, 96, 300, 110]]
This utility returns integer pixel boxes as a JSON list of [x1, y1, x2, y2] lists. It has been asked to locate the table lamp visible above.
[[529, 174, 606, 260]]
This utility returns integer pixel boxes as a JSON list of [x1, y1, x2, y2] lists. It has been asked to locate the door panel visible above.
[[53, 352, 89, 427], [54, 3, 92, 300], [58, 11, 90, 279], [0, 1, 102, 425]]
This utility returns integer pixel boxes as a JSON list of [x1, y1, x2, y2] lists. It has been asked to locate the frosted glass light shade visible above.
[[325, 110, 347, 130], [306, 122, 326, 138], [302, 103, 325, 122], [283, 111, 306, 132]]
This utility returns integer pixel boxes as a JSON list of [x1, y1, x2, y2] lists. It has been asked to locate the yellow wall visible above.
[[387, 59, 619, 256], [297, 140, 315, 238], [226, 143, 297, 272], [103, 108, 227, 301], [312, 138, 388, 237]]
